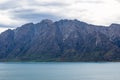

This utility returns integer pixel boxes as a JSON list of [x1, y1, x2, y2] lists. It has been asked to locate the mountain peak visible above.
[[40, 19, 53, 24], [110, 23, 120, 27], [21, 23, 34, 27]]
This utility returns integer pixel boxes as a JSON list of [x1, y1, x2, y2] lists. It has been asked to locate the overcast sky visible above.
[[0, 0, 120, 32]]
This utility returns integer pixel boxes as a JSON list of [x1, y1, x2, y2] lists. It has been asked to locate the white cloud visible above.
[[0, 11, 26, 26], [0, 0, 9, 4], [0, 0, 120, 32], [0, 27, 9, 33]]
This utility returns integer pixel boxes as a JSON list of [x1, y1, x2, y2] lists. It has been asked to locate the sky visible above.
[[0, 0, 120, 32]]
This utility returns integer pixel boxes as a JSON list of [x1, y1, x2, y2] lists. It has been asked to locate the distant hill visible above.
[[0, 19, 120, 61]]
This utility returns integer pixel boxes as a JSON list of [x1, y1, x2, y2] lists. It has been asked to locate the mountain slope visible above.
[[0, 19, 120, 61]]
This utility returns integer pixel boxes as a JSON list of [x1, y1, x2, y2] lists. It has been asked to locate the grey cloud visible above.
[[15, 13, 60, 22], [0, 0, 19, 10], [0, 24, 14, 28], [7, 4, 62, 21], [11, 9, 35, 14], [40, 2, 68, 6], [29, 2, 69, 7]]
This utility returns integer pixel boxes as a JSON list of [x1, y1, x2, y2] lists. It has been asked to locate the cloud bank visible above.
[[0, 0, 120, 32]]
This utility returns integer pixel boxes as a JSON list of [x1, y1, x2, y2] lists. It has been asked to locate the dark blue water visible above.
[[0, 62, 120, 80]]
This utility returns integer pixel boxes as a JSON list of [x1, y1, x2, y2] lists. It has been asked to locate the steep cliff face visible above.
[[0, 19, 120, 61]]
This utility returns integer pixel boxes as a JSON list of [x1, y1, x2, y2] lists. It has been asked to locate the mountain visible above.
[[0, 19, 120, 61]]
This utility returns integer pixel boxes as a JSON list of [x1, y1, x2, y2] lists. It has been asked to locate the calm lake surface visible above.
[[0, 62, 120, 80]]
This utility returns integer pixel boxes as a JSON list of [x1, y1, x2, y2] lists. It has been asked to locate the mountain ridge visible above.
[[0, 19, 120, 62]]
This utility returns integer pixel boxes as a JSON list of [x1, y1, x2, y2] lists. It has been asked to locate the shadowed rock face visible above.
[[0, 19, 120, 61]]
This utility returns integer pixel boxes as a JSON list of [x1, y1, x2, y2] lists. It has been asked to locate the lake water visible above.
[[0, 62, 120, 80]]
